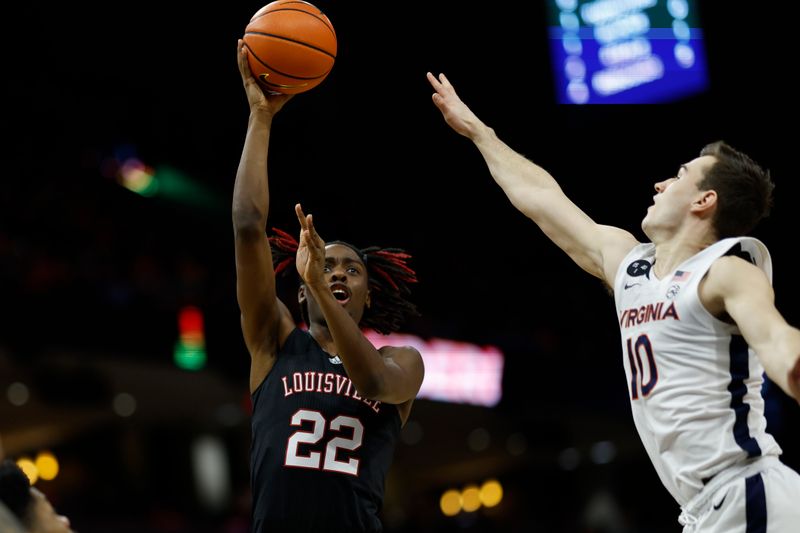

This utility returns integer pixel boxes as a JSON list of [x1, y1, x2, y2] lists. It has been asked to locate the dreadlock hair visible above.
[[269, 228, 419, 335]]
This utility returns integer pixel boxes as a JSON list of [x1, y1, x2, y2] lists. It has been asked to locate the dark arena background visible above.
[[3, 1, 798, 532]]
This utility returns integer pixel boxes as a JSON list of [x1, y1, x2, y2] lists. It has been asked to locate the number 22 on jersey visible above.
[[626, 334, 659, 400], [285, 409, 364, 476]]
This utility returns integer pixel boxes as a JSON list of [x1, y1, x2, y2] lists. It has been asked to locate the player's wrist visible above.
[[305, 278, 329, 295]]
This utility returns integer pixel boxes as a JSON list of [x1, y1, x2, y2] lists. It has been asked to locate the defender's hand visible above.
[[426, 72, 482, 140]]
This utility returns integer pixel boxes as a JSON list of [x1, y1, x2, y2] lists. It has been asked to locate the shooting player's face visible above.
[[301, 244, 370, 324]]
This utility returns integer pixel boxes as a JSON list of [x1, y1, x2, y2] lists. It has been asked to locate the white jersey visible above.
[[613, 237, 782, 506]]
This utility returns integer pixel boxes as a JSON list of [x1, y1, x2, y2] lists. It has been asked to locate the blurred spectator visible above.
[[0, 435, 25, 532], [0, 460, 74, 533]]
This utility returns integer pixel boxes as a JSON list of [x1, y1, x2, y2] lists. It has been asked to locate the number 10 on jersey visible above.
[[626, 334, 659, 400]]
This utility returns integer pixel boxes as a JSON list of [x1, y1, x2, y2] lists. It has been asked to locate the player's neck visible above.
[[309, 323, 337, 355], [652, 231, 716, 279]]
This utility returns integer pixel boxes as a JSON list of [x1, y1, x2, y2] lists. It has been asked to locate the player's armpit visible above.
[[598, 225, 640, 285], [789, 355, 800, 403]]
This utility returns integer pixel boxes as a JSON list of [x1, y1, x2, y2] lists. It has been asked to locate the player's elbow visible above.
[[359, 357, 423, 404], [232, 206, 265, 236], [505, 187, 541, 214], [505, 186, 561, 224], [352, 372, 386, 401]]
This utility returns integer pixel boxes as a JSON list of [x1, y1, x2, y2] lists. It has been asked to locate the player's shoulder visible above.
[[379, 344, 420, 355], [706, 236, 772, 279], [704, 235, 768, 261], [709, 254, 762, 276], [378, 344, 423, 363], [599, 225, 640, 266], [613, 241, 654, 284], [705, 248, 771, 294]]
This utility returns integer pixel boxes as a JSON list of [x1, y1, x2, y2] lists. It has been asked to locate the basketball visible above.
[[243, 1, 337, 95]]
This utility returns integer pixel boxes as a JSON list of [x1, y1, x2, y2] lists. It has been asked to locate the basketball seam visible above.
[[243, 42, 331, 81], [261, 78, 308, 90], [244, 31, 336, 60], [249, 7, 336, 39]]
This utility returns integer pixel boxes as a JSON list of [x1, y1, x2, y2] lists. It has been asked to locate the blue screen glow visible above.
[[548, 0, 709, 104]]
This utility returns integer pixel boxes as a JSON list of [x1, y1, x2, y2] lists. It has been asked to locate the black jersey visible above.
[[250, 328, 402, 533]]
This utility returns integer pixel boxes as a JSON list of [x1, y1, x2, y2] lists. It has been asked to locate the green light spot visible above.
[[174, 341, 206, 371]]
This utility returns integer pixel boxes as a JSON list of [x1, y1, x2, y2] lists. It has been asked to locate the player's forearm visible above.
[[233, 111, 273, 230], [471, 125, 565, 217], [306, 283, 388, 398]]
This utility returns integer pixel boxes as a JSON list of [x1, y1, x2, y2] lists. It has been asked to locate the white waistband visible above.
[[678, 456, 780, 526]]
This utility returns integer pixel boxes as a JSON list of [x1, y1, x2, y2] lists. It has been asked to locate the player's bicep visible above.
[[715, 258, 780, 353], [517, 189, 638, 281], [374, 346, 424, 405]]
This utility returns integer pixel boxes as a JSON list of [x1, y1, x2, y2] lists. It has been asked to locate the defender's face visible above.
[[302, 244, 370, 323], [642, 155, 716, 237]]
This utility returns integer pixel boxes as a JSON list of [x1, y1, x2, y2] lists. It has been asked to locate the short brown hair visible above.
[[698, 141, 774, 238]]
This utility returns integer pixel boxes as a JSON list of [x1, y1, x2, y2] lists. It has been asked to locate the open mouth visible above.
[[330, 284, 351, 305]]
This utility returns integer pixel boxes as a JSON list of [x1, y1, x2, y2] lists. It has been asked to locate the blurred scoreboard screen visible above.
[[548, 0, 708, 104]]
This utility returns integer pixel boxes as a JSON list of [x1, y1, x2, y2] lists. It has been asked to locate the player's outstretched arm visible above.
[[294, 204, 424, 404], [427, 72, 638, 284], [704, 256, 800, 403], [233, 40, 295, 391]]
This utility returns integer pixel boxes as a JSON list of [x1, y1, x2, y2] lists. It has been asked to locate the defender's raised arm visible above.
[[427, 72, 638, 284]]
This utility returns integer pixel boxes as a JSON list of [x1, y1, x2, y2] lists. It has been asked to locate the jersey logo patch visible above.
[[666, 284, 681, 299], [624, 282, 641, 290], [627, 260, 651, 277], [328, 355, 343, 365]]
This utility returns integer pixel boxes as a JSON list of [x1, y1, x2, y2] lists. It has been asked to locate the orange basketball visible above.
[[243, 1, 337, 95]]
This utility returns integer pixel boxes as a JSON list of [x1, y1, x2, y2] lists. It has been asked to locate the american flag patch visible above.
[[671, 270, 691, 282]]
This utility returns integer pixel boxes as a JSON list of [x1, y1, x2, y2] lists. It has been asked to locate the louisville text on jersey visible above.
[[281, 372, 382, 413]]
